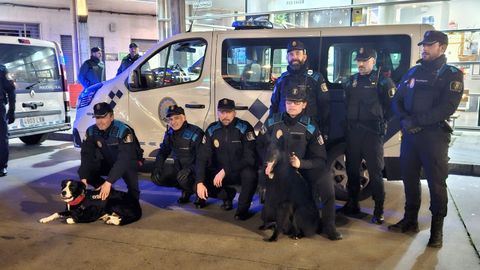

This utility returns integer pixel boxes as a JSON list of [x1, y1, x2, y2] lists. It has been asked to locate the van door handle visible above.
[[22, 102, 44, 109], [185, 104, 205, 109], [235, 106, 249, 110]]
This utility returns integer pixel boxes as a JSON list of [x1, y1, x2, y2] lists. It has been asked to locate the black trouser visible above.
[[345, 126, 385, 206], [86, 159, 140, 200], [302, 167, 336, 231], [199, 166, 258, 213], [400, 127, 450, 219], [153, 163, 195, 193], [0, 104, 8, 169]]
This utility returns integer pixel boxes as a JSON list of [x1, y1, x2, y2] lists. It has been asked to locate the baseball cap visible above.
[[287, 40, 305, 53], [93, 102, 113, 118], [355, 47, 377, 61], [217, 98, 235, 111], [166, 105, 185, 117], [286, 87, 307, 102], [129, 42, 138, 48], [91, 47, 102, 53], [417, 30, 448, 46]]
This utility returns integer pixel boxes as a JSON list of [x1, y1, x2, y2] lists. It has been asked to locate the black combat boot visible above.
[[427, 216, 444, 248], [371, 202, 384, 225], [388, 218, 419, 233], [338, 199, 360, 215], [177, 191, 192, 204], [194, 197, 206, 209]]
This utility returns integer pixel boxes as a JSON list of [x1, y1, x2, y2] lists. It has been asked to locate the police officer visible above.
[[151, 105, 204, 204], [196, 98, 258, 220], [262, 87, 342, 240], [78, 102, 140, 200], [116, 43, 140, 76], [389, 31, 464, 248], [270, 40, 330, 135], [340, 47, 396, 224], [0, 64, 15, 177], [78, 47, 105, 89]]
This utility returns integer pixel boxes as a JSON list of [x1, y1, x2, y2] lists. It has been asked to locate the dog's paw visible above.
[[66, 218, 76, 224], [99, 214, 110, 221], [105, 215, 121, 226], [39, 213, 60, 223]]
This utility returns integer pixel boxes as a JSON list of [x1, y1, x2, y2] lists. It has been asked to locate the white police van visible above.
[[73, 22, 433, 200], [2, 36, 71, 144]]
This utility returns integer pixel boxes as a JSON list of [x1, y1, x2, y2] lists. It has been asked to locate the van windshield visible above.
[[0, 44, 61, 90]]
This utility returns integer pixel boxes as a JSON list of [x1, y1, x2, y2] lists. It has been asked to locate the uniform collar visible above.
[[419, 54, 447, 71]]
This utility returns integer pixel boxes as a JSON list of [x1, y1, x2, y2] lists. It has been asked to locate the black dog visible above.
[[39, 179, 142, 225], [260, 146, 320, 242]]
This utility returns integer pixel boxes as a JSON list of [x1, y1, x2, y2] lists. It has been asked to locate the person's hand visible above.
[[7, 109, 15, 124], [196, 182, 208, 200], [213, 169, 225, 187], [81, 178, 88, 187], [290, 153, 301, 169], [265, 162, 275, 179], [401, 117, 422, 134], [177, 168, 191, 183], [98, 181, 112, 200]]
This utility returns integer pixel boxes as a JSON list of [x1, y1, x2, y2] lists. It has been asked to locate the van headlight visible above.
[[77, 83, 103, 109]]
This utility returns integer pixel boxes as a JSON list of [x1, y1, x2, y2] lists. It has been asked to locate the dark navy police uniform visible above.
[[342, 47, 396, 223], [78, 103, 140, 200], [390, 30, 463, 248], [78, 47, 105, 88], [0, 64, 15, 176], [116, 43, 140, 76]]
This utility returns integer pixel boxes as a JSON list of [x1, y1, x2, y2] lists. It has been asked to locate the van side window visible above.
[[222, 37, 321, 91], [136, 39, 207, 90], [322, 35, 411, 87]]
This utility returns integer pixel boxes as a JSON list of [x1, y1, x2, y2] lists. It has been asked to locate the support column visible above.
[[71, 0, 90, 81], [170, 0, 185, 35]]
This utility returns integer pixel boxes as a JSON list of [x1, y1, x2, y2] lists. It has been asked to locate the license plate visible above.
[[21, 116, 46, 126]]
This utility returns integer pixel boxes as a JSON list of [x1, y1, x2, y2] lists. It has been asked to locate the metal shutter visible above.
[[60, 35, 75, 84], [0, 21, 40, 38]]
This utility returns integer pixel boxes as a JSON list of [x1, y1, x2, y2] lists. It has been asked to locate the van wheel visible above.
[[326, 143, 372, 201], [19, 133, 49, 145]]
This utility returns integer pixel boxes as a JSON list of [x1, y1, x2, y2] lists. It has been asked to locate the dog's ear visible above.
[[61, 179, 70, 188]]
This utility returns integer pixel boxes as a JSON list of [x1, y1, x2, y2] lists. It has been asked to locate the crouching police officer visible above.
[[0, 64, 15, 177], [151, 105, 204, 204], [262, 87, 342, 240], [78, 102, 140, 201], [389, 31, 464, 248], [340, 47, 396, 224], [195, 98, 258, 220]]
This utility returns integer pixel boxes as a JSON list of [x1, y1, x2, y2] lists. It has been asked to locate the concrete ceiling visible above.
[[0, 0, 157, 15]]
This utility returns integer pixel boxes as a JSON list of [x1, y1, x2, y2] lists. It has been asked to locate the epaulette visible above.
[[298, 115, 316, 135], [234, 119, 248, 134], [207, 122, 222, 137], [182, 125, 200, 141], [266, 113, 283, 128], [110, 120, 129, 139]]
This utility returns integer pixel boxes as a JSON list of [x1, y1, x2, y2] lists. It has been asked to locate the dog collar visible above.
[[68, 194, 86, 206]]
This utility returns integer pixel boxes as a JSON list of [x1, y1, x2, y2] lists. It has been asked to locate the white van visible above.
[[2, 36, 71, 144], [73, 23, 433, 200]]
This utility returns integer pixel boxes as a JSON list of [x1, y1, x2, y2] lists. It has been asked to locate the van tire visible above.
[[326, 143, 372, 201], [19, 133, 49, 145]]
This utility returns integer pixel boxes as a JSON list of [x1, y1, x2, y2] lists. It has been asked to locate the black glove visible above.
[[400, 117, 422, 134], [151, 160, 164, 182], [177, 168, 192, 183], [7, 109, 15, 124]]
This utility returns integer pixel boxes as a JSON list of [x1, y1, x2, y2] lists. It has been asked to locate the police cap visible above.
[[91, 47, 102, 53], [286, 87, 307, 102], [129, 42, 138, 48], [355, 47, 377, 61], [93, 102, 113, 118], [217, 98, 235, 111], [417, 30, 448, 46], [287, 40, 305, 53], [166, 104, 185, 117]]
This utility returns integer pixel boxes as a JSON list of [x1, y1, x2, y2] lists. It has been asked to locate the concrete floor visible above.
[[0, 140, 479, 270]]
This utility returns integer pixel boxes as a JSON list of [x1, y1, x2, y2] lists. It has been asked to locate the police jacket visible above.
[[78, 120, 137, 183], [270, 64, 330, 132], [393, 55, 463, 127], [78, 57, 105, 88], [116, 54, 140, 76], [261, 112, 327, 170], [155, 122, 204, 171], [196, 117, 257, 183], [344, 70, 395, 130], [0, 64, 15, 106]]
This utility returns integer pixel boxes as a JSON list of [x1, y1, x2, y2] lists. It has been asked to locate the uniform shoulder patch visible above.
[[123, 133, 134, 143], [317, 134, 324, 145], [321, 83, 328, 92], [246, 131, 255, 141], [450, 81, 463, 92]]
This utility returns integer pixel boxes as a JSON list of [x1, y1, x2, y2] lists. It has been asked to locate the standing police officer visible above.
[[340, 47, 396, 224], [262, 87, 342, 240], [389, 31, 464, 248], [78, 47, 105, 89], [0, 64, 15, 177], [196, 98, 258, 220], [151, 105, 204, 204], [78, 102, 141, 200], [270, 40, 330, 135], [116, 43, 140, 76]]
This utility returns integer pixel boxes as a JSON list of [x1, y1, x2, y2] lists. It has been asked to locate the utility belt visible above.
[[409, 120, 453, 134], [347, 120, 386, 136]]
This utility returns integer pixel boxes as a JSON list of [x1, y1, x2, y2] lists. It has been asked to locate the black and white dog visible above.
[[260, 144, 320, 242], [39, 179, 142, 226]]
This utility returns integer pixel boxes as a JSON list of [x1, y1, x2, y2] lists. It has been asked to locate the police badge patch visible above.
[[450, 81, 463, 92], [213, 139, 220, 148], [124, 134, 134, 143], [276, 129, 283, 139], [201, 135, 206, 144], [96, 140, 102, 148], [317, 135, 324, 145], [352, 80, 357, 88], [246, 131, 255, 141], [388, 87, 396, 98], [409, 78, 415, 88], [321, 83, 328, 92]]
